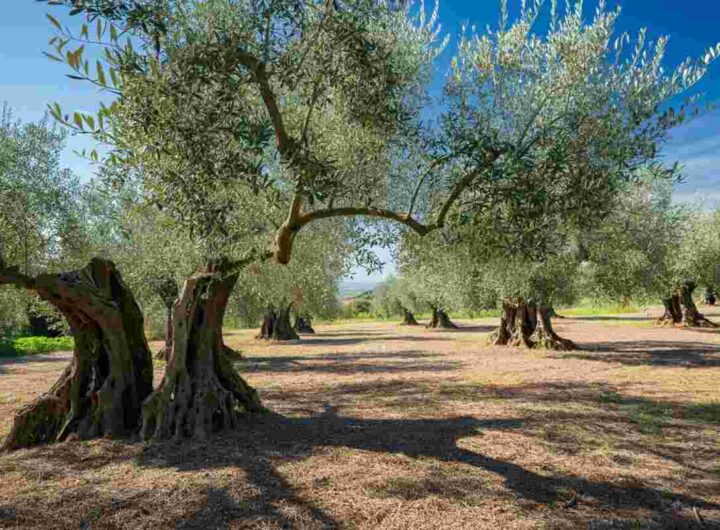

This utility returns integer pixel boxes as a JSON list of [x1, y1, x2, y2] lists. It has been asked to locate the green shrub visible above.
[[0, 336, 74, 357]]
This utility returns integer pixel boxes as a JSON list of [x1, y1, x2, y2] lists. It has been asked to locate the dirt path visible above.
[[0, 311, 719, 529]]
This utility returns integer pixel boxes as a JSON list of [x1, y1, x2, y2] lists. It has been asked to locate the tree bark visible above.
[[508, 300, 534, 348], [529, 306, 576, 350], [400, 307, 419, 326], [679, 282, 717, 328], [257, 305, 299, 341], [141, 260, 262, 442], [294, 315, 315, 334], [426, 307, 458, 329], [1, 259, 153, 451], [489, 302, 516, 346], [656, 294, 682, 326], [491, 301, 572, 350]]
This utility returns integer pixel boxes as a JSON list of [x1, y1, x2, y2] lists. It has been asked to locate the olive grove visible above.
[[1, 0, 718, 448]]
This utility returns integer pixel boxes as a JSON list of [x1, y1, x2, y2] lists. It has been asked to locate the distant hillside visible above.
[[339, 280, 380, 298]]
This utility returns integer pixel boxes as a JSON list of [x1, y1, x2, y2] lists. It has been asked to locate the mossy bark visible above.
[[1, 259, 153, 451], [141, 261, 262, 442], [257, 305, 299, 341], [426, 307, 458, 329], [400, 308, 419, 326]]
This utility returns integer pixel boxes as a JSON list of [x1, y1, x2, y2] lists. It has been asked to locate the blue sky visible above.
[[1, 0, 719, 283]]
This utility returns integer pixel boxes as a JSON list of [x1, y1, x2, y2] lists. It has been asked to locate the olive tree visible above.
[[431, 0, 718, 348], [0, 107, 89, 336], [37, 0, 448, 442], [580, 171, 687, 310]]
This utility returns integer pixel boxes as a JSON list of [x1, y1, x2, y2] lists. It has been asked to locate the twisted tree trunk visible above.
[[529, 306, 575, 350], [400, 307, 419, 326], [426, 306, 458, 329], [490, 302, 516, 346], [294, 315, 315, 334], [257, 305, 299, 341], [679, 282, 717, 328], [141, 260, 262, 442], [656, 294, 682, 326], [508, 300, 534, 348], [1, 259, 153, 451], [491, 300, 573, 350]]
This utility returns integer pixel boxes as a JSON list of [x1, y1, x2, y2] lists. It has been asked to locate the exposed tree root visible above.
[[400, 308, 420, 326]]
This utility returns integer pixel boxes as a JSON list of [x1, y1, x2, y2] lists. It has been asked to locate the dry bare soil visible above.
[[1, 309, 719, 529]]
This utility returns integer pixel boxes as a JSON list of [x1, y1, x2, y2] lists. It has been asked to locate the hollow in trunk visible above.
[[1, 259, 153, 451], [141, 261, 262, 442]]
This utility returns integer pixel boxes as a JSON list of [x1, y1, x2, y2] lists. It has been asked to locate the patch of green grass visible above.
[[623, 401, 673, 435], [681, 402, 720, 424], [0, 336, 74, 357], [559, 304, 643, 316]]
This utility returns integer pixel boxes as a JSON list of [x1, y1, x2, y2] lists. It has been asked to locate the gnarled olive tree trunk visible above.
[[490, 299, 574, 350], [529, 306, 575, 350], [400, 307, 419, 326], [141, 261, 262, 442], [656, 293, 682, 326], [679, 281, 717, 328], [294, 315, 315, 334], [257, 305, 299, 341], [426, 306, 458, 329], [656, 283, 716, 328], [1, 258, 153, 451]]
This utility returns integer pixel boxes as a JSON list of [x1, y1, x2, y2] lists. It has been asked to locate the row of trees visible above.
[[378, 173, 720, 346], [1, 0, 717, 449]]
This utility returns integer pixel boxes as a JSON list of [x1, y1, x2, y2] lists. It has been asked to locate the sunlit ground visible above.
[[0, 307, 719, 529]]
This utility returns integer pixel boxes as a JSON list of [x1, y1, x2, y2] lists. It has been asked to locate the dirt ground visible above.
[[0, 308, 719, 529]]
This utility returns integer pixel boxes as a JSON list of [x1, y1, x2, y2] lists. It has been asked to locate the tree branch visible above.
[[237, 51, 294, 157], [0, 260, 36, 290], [297, 207, 430, 235]]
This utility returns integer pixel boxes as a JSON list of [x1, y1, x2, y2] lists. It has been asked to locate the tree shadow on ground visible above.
[[559, 340, 720, 367], [0, 352, 71, 375], [239, 350, 462, 374], [569, 315, 654, 322], [293, 335, 449, 347], [134, 405, 717, 529], [423, 324, 496, 333]]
